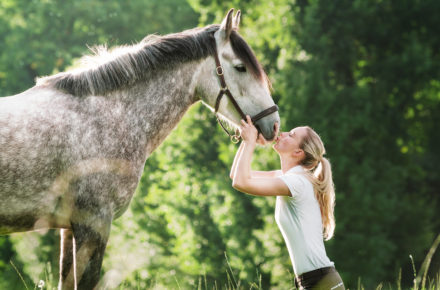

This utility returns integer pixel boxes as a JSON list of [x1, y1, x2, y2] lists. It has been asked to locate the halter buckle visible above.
[[216, 66, 224, 76]]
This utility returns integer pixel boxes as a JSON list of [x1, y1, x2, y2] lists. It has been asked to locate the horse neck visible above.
[[116, 60, 203, 157]]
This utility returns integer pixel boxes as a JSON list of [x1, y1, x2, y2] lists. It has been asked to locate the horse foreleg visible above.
[[59, 228, 76, 290], [59, 219, 111, 290]]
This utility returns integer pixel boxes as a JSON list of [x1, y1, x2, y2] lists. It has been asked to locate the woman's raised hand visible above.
[[240, 115, 258, 143], [240, 116, 280, 145]]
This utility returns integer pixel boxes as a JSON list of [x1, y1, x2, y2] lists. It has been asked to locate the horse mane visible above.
[[38, 25, 267, 97]]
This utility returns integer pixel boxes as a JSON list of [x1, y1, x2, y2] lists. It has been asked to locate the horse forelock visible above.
[[229, 30, 269, 88], [37, 24, 269, 97]]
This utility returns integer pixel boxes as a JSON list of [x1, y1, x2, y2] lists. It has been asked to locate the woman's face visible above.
[[273, 126, 307, 155]]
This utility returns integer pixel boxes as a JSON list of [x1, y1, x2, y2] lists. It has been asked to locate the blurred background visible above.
[[1, 0, 439, 289]]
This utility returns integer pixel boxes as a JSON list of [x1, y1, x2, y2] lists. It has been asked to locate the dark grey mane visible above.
[[39, 24, 266, 97]]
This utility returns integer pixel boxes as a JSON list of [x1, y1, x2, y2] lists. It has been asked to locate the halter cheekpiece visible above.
[[213, 47, 278, 143]]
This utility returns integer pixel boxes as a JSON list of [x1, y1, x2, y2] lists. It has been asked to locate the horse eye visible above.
[[234, 65, 247, 73]]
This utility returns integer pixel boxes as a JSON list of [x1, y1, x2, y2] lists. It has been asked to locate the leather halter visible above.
[[213, 49, 279, 143]]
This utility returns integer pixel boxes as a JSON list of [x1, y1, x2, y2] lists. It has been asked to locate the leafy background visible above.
[[1, 0, 439, 289]]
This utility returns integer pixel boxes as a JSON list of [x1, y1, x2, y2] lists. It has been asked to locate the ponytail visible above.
[[314, 157, 335, 240], [300, 127, 336, 240]]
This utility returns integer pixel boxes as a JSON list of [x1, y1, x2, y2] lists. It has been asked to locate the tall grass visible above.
[[414, 234, 440, 290], [9, 233, 440, 289]]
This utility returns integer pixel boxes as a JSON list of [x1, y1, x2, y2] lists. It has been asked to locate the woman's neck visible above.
[[280, 156, 301, 174]]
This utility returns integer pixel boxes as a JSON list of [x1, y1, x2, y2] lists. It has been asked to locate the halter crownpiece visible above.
[[212, 47, 278, 143]]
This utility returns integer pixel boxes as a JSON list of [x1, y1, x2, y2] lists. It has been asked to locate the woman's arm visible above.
[[232, 116, 290, 197], [251, 170, 283, 178], [230, 141, 245, 179], [230, 142, 281, 179]]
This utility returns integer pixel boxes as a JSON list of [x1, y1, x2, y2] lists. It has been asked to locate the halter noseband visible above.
[[213, 49, 278, 143]]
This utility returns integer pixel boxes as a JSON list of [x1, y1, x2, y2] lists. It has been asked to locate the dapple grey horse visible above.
[[0, 9, 279, 289]]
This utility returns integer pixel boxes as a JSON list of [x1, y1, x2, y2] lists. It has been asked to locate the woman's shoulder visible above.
[[278, 172, 307, 196]]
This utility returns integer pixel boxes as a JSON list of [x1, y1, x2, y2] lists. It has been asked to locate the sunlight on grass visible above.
[[8, 233, 440, 289]]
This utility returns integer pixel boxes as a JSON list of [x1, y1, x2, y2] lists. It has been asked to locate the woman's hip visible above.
[[295, 266, 345, 290]]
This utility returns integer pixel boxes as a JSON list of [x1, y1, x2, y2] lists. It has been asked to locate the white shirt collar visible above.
[[285, 165, 304, 174]]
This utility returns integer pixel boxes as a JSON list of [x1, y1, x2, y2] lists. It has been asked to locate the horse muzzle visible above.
[[255, 111, 280, 141]]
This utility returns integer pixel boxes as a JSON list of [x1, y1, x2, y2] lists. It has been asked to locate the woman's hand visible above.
[[240, 115, 258, 143], [240, 116, 280, 145]]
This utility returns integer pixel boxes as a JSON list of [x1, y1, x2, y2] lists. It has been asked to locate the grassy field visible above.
[[10, 234, 440, 289]]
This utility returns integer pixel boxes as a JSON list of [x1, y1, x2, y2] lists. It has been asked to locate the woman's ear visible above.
[[292, 149, 304, 159]]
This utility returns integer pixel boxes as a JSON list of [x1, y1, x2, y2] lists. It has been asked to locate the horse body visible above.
[[0, 60, 202, 233], [0, 9, 280, 289]]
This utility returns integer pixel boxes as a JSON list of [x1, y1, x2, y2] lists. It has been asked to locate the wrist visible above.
[[243, 139, 257, 148]]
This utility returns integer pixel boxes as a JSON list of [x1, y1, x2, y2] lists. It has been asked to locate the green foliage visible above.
[[283, 1, 440, 287], [0, 0, 198, 96], [1, 0, 439, 289], [0, 236, 33, 290]]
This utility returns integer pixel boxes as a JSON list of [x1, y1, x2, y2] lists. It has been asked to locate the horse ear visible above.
[[220, 8, 235, 40], [233, 10, 241, 30]]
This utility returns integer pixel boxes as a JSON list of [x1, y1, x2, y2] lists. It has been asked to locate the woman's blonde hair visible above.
[[299, 126, 335, 240]]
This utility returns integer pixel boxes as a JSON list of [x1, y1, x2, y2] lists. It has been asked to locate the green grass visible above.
[[10, 263, 440, 290], [9, 233, 440, 289]]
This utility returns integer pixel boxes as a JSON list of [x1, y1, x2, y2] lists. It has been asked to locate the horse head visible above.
[[198, 9, 280, 141]]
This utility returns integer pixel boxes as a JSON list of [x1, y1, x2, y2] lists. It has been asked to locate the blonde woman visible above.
[[231, 116, 344, 290]]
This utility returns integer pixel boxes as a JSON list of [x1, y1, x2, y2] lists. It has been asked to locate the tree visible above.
[[285, 0, 440, 287], [0, 0, 199, 96]]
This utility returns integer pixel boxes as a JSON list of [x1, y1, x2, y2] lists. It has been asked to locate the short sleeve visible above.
[[278, 174, 306, 198]]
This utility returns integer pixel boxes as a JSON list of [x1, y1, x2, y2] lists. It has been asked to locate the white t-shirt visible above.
[[275, 165, 334, 275]]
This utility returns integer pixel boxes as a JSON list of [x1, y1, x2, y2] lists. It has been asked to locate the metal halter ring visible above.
[[216, 66, 224, 76], [231, 134, 240, 144]]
